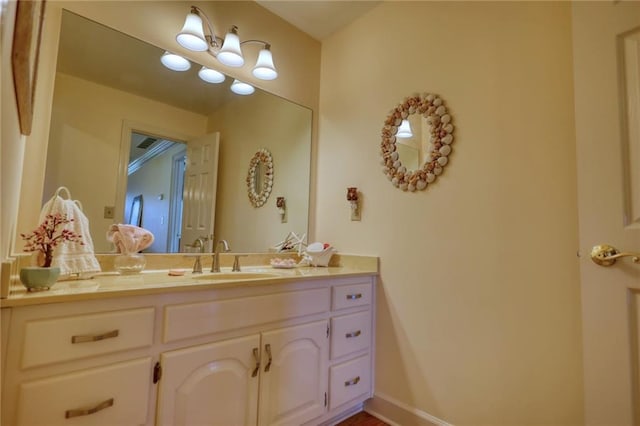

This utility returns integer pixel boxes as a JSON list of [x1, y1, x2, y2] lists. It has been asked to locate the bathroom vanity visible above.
[[0, 256, 377, 426]]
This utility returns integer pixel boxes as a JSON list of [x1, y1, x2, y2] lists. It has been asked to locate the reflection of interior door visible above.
[[573, 5, 640, 425], [180, 132, 220, 252]]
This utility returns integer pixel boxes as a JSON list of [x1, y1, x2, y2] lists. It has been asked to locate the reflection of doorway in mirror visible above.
[[125, 132, 186, 253], [395, 114, 430, 171]]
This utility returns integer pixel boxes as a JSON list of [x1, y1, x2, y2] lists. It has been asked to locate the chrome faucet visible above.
[[211, 239, 231, 272]]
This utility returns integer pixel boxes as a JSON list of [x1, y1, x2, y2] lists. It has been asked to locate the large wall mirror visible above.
[[43, 10, 312, 254]]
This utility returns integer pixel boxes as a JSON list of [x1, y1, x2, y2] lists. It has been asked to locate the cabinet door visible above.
[[258, 320, 328, 426], [157, 334, 260, 426]]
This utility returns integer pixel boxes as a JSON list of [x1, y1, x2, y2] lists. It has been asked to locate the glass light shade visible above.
[[160, 52, 191, 71], [230, 79, 255, 95], [396, 119, 413, 138], [176, 12, 208, 51], [252, 47, 278, 80], [198, 67, 225, 83], [217, 30, 244, 67]]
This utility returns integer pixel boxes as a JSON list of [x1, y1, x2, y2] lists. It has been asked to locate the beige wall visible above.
[[45, 73, 207, 252], [208, 91, 311, 252], [13, 0, 321, 255], [318, 2, 583, 424]]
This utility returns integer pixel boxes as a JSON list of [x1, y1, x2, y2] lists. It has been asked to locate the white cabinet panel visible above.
[[22, 307, 154, 368], [329, 355, 371, 410], [157, 334, 260, 426], [164, 288, 330, 342], [16, 357, 152, 426], [332, 283, 372, 311], [259, 320, 329, 426], [331, 311, 371, 360]]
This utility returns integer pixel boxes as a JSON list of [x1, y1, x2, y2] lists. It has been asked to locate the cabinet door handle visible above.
[[264, 343, 272, 372], [65, 398, 114, 418], [346, 293, 362, 300], [344, 376, 361, 387], [252, 347, 260, 377], [345, 330, 361, 338], [71, 329, 119, 344]]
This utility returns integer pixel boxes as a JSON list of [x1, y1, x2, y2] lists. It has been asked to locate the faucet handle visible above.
[[192, 255, 202, 274], [232, 255, 248, 272]]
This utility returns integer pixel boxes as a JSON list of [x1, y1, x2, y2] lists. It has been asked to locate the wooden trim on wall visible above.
[[11, 0, 46, 136]]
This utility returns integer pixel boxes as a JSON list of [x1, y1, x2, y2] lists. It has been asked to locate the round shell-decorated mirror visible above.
[[380, 93, 455, 191]]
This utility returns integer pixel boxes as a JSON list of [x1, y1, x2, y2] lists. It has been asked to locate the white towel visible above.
[[40, 187, 101, 279]]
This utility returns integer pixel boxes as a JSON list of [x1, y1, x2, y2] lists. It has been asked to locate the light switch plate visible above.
[[104, 206, 115, 219]]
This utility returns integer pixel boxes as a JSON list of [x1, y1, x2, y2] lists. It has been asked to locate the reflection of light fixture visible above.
[[396, 119, 413, 138], [168, 5, 278, 84], [230, 79, 255, 95], [160, 51, 191, 71], [198, 66, 225, 83]]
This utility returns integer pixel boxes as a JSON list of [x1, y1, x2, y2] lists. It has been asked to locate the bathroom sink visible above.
[[192, 272, 280, 280]]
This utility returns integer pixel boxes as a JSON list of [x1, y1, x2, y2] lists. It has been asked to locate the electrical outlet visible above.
[[104, 206, 115, 219]]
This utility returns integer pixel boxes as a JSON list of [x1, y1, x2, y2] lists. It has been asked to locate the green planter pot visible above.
[[19, 267, 60, 291]]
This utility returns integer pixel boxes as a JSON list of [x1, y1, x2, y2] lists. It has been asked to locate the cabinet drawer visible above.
[[16, 357, 152, 425], [332, 282, 372, 311], [329, 355, 371, 410], [164, 287, 330, 342], [331, 311, 371, 359], [22, 307, 154, 369]]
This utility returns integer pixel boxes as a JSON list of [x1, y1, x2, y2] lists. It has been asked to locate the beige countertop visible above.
[[1, 254, 378, 307]]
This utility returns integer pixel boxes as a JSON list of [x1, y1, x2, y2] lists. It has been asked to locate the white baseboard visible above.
[[365, 392, 453, 426]]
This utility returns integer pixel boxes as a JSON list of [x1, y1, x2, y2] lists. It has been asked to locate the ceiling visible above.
[[255, 1, 381, 40]]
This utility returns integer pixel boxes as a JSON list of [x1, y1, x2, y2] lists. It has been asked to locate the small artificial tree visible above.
[[20, 213, 83, 267]]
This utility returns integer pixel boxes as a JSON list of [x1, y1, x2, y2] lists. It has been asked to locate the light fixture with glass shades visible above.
[[162, 4, 278, 92], [396, 119, 414, 138]]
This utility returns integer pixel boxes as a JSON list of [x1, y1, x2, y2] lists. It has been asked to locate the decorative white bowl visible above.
[[305, 246, 335, 267]]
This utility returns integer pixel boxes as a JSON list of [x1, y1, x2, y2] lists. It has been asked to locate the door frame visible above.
[[167, 148, 187, 252], [115, 120, 191, 225]]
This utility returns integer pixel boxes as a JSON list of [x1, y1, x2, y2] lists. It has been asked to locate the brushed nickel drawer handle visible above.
[[252, 347, 260, 378], [346, 293, 362, 300], [71, 329, 119, 344], [345, 330, 361, 338], [65, 398, 114, 418], [264, 343, 272, 372], [344, 376, 360, 387]]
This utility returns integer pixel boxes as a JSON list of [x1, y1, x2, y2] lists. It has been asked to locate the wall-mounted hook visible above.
[[347, 187, 360, 221], [276, 196, 286, 223]]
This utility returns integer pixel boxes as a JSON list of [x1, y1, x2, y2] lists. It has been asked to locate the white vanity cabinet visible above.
[[1, 302, 157, 426], [1, 274, 376, 426], [157, 320, 329, 426]]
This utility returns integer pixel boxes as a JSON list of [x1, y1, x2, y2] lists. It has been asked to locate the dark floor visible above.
[[337, 411, 389, 426]]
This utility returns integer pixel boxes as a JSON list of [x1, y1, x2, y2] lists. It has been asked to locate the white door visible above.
[[180, 132, 220, 252], [156, 334, 260, 426], [573, 3, 640, 425], [258, 321, 328, 426]]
